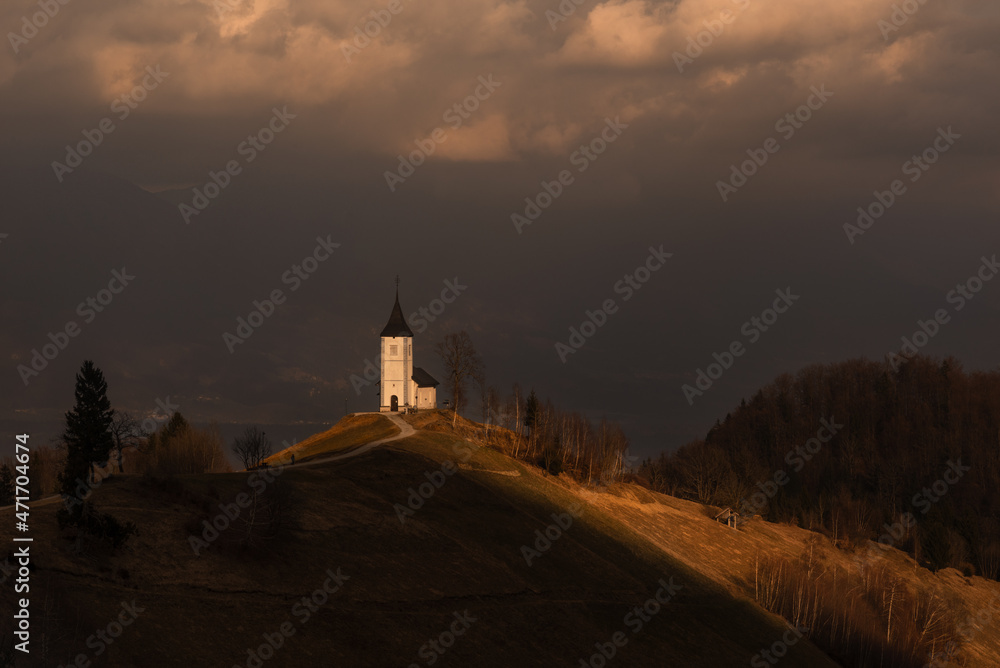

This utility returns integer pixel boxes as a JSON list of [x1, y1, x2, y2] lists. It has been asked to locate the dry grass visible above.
[[401, 408, 488, 438], [263, 413, 399, 465], [752, 553, 960, 666], [4, 413, 998, 667], [558, 482, 1000, 667]]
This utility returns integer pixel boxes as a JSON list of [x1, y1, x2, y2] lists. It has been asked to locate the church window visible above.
[[390, 345, 398, 355]]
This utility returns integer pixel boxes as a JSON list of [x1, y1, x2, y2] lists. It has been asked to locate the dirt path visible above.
[[293, 412, 414, 468], [0, 494, 62, 512]]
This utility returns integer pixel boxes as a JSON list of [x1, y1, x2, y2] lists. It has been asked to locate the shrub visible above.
[[126, 420, 231, 476], [58, 501, 137, 550]]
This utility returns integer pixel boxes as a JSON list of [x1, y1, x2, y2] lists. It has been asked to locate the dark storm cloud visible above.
[[1, 0, 998, 454]]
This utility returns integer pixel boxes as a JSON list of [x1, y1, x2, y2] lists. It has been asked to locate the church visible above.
[[379, 284, 439, 412]]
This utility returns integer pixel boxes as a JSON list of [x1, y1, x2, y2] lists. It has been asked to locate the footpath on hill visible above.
[[292, 412, 414, 467]]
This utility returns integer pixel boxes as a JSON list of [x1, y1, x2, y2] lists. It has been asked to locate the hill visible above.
[[642, 356, 1000, 580], [262, 413, 400, 465], [1, 410, 997, 667]]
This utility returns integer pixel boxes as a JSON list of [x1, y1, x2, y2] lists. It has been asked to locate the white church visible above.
[[379, 285, 439, 412]]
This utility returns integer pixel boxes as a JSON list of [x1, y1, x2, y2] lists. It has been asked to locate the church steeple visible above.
[[377, 277, 437, 412], [380, 277, 414, 338]]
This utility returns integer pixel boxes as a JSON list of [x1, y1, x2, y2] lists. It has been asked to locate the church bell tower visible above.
[[379, 279, 414, 412]]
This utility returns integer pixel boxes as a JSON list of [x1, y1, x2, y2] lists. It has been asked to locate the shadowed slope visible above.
[[2, 419, 845, 667]]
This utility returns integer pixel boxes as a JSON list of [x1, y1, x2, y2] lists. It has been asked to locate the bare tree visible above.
[[435, 331, 483, 426], [511, 383, 524, 458], [232, 426, 272, 470], [472, 366, 495, 437], [486, 386, 501, 442], [109, 411, 146, 473], [236, 475, 287, 547]]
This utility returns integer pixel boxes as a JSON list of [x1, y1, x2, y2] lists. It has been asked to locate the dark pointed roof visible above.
[[380, 288, 414, 338], [412, 367, 439, 387]]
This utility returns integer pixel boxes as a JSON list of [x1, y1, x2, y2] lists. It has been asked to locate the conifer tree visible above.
[[59, 360, 114, 506]]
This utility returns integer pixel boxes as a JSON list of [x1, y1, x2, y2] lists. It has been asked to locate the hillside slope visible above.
[[645, 356, 1000, 582], [2, 412, 994, 667]]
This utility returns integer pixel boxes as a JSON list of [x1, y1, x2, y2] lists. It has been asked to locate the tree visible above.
[[59, 361, 114, 508], [232, 426, 272, 470], [472, 366, 493, 436], [435, 331, 483, 426], [524, 390, 539, 431], [149, 412, 189, 452], [109, 411, 146, 473], [486, 386, 501, 440], [29, 451, 43, 500], [132, 416, 230, 476]]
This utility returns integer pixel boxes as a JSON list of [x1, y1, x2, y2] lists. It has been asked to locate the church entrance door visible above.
[[391, 395, 398, 411]]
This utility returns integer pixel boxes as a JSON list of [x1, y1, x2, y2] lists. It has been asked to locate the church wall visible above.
[[380, 335, 413, 410], [416, 387, 436, 409]]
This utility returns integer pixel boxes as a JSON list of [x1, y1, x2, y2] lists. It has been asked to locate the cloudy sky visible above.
[[1, 0, 998, 458]]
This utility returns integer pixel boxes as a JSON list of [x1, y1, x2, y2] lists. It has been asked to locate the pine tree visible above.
[[153, 412, 189, 451], [524, 390, 539, 430], [59, 360, 114, 508]]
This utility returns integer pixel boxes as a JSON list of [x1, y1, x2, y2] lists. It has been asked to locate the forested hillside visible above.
[[642, 356, 1000, 578]]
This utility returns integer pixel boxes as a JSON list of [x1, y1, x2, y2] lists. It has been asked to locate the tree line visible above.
[[640, 355, 1000, 579], [436, 331, 631, 482], [0, 361, 248, 547]]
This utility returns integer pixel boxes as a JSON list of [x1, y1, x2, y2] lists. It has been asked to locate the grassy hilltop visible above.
[[1, 410, 997, 667]]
